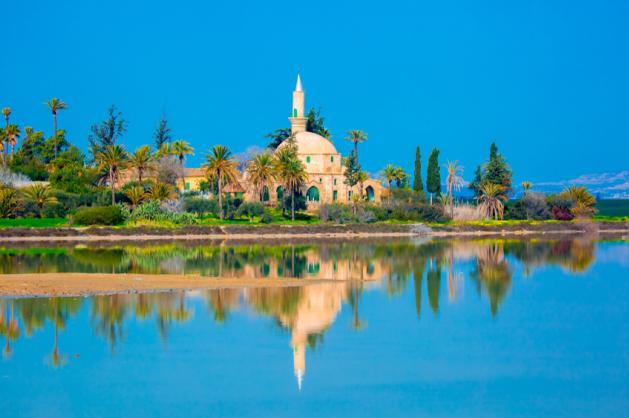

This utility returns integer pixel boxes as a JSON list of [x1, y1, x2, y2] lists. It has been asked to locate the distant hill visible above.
[[527, 171, 629, 200]]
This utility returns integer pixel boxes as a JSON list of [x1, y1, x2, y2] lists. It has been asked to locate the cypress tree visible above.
[[413, 146, 424, 193], [484, 142, 512, 193], [426, 148, 441, 204]]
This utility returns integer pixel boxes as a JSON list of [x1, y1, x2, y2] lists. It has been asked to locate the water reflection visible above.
[[0, 238, 610, 386]]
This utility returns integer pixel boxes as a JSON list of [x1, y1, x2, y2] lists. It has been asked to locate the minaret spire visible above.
[[289, 73, 307, 133]]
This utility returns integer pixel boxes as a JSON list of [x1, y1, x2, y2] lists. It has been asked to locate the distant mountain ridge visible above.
[[533, 171, 629, 199]]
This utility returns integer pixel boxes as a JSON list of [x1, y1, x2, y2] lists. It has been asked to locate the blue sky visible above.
[[4, 0, 628, 183]]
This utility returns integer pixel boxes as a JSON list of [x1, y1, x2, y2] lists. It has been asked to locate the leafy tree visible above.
[[125, 186, 145, 209], [521, 181, 533, 197], [96, 144, 129, 206], [426, 148, 441, 204], [147, 181, 175, 202], [153, 114, 172, 149], [203, 145, 240, 219], [344, 130, 367, 162], [266, 108, 329, 149], [9, 127, 48, 180], [413, 146, 424, 194], [88, 106, 127, 159], [48, 146, 94, 193], [343, 150, 361, 190], [265, 127, 292, 150], [45, 98, 68, 158], [0, 187, 19, 218], [306, 108, 330, 138], [470, 142, 512, 197], [4, 124, 20, 160]]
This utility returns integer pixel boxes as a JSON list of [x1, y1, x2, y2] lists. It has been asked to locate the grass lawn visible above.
[[596, 199, 629, 217], [0, 218, 68, 228]]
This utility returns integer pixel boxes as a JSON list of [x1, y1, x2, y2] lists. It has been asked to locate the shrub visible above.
[[547, 195, 574, 221], [130, 200, 196, 225], [0, 187, 20, 218], [260, 211, 274, 224], [73, 206, 126, 226], [506, 193, 551, 220], [184, 197, 219, 216], [560, 185, 597, 218], [319, 204, 356, 224], [236, 202, 265, 220]]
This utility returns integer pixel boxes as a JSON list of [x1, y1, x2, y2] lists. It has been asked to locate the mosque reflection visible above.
[[1, 238, 598, 385]]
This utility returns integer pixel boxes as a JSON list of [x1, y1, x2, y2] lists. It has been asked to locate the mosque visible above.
[[176, 75, 385, 208]]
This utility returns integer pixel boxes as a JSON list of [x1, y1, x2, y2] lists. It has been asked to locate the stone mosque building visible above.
[[123, 75, 384, 207]]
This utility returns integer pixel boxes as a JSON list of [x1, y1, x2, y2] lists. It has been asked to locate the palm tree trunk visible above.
[[53, 113, 58, 158], [138, 169, 143, 183], [291, 188, 295, 221], [110, 168, 116, 206], [354, 141, 358, 162], [180, 157, 185, 192], [218, 177, 223, 219]]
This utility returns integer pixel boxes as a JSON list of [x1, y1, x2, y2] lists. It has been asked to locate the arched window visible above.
[[306, 186, 320, 202], [293, 109, 298, 117], [276, 186, 284, 200], [366, 186, 375, 202], [261, 185, 270, 202]]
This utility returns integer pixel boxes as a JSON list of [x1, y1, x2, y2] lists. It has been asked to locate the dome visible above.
[[279, 131, 338, 155]]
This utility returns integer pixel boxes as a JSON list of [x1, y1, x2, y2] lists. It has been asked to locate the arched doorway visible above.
[[306, 186, 320, 202], [366, 186, 375, 202], [261, 186, 270, 202]]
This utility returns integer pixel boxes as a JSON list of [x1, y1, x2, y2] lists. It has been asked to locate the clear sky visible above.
[[4, 0, 628, 183]]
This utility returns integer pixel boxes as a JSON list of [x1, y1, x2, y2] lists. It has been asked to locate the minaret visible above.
[[289, 73, 307, 134], [293, 342, 306, 390]]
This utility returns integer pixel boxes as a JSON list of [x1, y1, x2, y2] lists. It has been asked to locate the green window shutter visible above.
[[333, 179, 337, 185], [293, 109, 297, 117], [330, 156, 334, 163], [333, 190, 338, 201], [306, 156, 311, 163], [185, 182, 190, 190]]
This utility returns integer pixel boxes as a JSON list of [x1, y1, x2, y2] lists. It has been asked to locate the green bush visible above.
[[73, 206, 126, 226], [130, 200, 196, 225], [236, 202, 265, 220], [506, 193, 551, 220], [260, 211, 274, 224], [320, 204, 356, 223], [183, 197, 219, 216]]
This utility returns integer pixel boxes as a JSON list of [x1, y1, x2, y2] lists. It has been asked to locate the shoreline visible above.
[[0, 221, 627, 242], [0, 273, 359, 299]]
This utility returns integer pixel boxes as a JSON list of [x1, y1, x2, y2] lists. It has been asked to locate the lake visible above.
[[1, 238, 628, 417]]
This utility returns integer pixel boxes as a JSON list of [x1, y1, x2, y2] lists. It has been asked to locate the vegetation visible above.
[[413, 146, 424, 194], [203, 145, 239, 219], [426, 148, 441, 204], [73, 206, 125, 226]]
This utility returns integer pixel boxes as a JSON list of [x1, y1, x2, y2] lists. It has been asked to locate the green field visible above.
[[596, 200, 629, 217], [0, 218, 68, 228]]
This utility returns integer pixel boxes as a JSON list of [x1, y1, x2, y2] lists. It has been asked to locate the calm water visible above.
[[1, 238, 628, 418]]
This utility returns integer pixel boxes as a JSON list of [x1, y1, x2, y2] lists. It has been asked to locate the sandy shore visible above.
[[0, 273, 357, 298]]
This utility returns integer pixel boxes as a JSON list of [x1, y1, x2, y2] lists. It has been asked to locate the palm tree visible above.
[[96, 145, 129, 206], [394, 167, 407, 188], [129, 145, 154, 183], [246, 152, 276, 202], [478, 182, 507, 220], [560, 185, 597, 218], [382, 164, 397, 199], [275, 146, 307, 220], [125, 186, 145, 209], [521, 181, 532, 197], [358, 171, 368, 199], [147, 181, 175, 202], [155, 143, 173, 160], [5, 124, 20, 160], [45, 98, 67, 158], [446, 161, 464, 218], [1, 107, 10, 165], [21, 184, 58, 216], [171, 140, 194, 190], [344, 130, 367, 162], [203, 145, 239, 219]]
